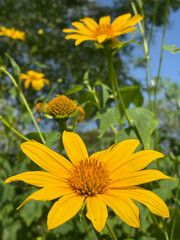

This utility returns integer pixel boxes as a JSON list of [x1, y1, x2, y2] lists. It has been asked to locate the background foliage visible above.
[[0, 0, 180, 239]]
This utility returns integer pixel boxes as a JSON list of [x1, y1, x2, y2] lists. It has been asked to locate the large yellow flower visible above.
[[0, 27, 26, 41], [5, 131, 172, 231], [20, 70, 50, 91], [63, 13, 143, 45]]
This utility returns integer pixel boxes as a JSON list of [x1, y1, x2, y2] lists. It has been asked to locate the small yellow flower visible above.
[[20, 70, 50, 91], [63, 13, 143, 45], [0, 27, 26, 41], [5, 131, 172, 231], [36, 94, 85, 123]]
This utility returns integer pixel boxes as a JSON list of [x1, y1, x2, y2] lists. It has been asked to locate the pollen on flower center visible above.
[[46, 95, 76, 116], [68, 158, 110, 197]]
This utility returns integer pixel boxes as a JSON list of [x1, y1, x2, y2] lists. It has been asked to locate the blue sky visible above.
[[97, 0, 180, 85]]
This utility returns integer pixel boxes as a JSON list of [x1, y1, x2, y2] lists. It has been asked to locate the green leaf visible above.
[[65, 84, 83, 95], [45, 131, 60, 148], [163, 45, 180, 54], [94, 80, 112, 107], [5, 53, 20, 85], [95, 107, 120, 137], [20, 200, 47, 227], [124, 108, 159, 149], [115, 126, 138, 143], [32, 61, 47, 68], [119, 85, 144, 109], [83, 69, 90, 85], [153, 179, 178, 201]]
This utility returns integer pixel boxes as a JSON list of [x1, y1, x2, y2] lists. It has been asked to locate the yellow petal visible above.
[[126, 15, 143, 27], [111, 13, 132, 30], [109, 170, 173, 188], [107, 139, 139, 172], [75, 36, 95, 45], [80, 17, 99, 31], [43, 79, 50, 85], [31, 80, 44, 90], [24, 79, 31, 89], [71, 22, 93, 35], [17, 184, 73, 210], [96, 35, 107, 43], [62, 131, 89, 164], [86, 196, 108, 232], [20, 73, 28, 80], [20, 141, 72, 178], [119, 27, 137, 35], [110, 150, 164, 178], [47, 193, 85, 230], [63, 28, 81, 33], [99, 16, 111, 26], [111, 187, 169, 218], [99, 192, 140, 228], [4, 171, 67, 187]]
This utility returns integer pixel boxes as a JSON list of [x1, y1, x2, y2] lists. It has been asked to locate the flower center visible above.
[[68, 158, 110, 197], [46, 95, 76, 116], [94, 25, 113, 38]]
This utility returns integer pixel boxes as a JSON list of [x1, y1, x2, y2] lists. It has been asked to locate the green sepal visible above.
[[55, 114, 68, 119], [73, 100, 78, 106], [68, 109, 79, 118], [43, 114, 53, 119]]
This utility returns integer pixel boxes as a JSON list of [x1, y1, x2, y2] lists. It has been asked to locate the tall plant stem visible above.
[[105, 46, 132, 127], [131, 1, 152, 111], [104, 46, 123, 128], [80, 210, 93, 240], [153, 0, 170, 150], [170, 177, 180, 240], [0, 115, 30, 142], [106, 222, 118, 240], [2, 68, 46, 144], [57, 119, 67, 153]]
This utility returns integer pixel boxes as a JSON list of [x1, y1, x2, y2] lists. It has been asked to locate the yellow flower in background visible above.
[[63, 13, 143, 45], [0, 27, 26, 41], [5, 131, 172, 231], [36, 94, 85, 123], [20, 70, 50, 91]]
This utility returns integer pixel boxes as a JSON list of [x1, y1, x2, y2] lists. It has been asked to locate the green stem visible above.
[[108, 47, 131, 125], [104, 46, 123, 128], [154, 0, 169, 151], [106, 222, 118, 240], [80, 210, 93, 240], [93, 229, 101, 240], [0, 115, 30, 142], [170, 177, 180, 240], [131, 1, 152, 111], [2, 68, 46, 144], [19, 90, 46, 144], [57, 119, 67, 153], [148, 0, 159, 48]]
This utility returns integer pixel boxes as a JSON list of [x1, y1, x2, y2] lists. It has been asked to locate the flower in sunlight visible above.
[[36, 94, 85, 123], [5, 131, 173, 232], [63, 13, 143, 46], [0, 27, 26, 41], [20, 70, 50, 91]]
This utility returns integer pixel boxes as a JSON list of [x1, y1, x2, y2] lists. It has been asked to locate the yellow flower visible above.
[[36, 94, 85, 123], [63, 13, 143, 45], [5, 132, 172, 231], [20, 70, 50, 91], [0, 27, 26, 41]]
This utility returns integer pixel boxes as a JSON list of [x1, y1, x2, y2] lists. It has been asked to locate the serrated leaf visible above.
[[124, 108, 158, 149], [95, 107, 120, 137], [119, 85, 144, 110]]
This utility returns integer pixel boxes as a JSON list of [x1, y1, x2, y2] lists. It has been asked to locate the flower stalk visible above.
[[1, 68, 46, 144]]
